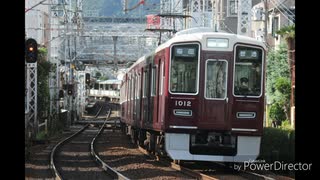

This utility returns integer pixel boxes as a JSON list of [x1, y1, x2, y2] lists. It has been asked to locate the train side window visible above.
[[130, 77, 133, 100], [151, 66, 157, 96], [137, 73, 140, 99], [128, 77, 131, 101], [160, 61, 164, 95], [143, 70, 147, 98], [205, 60, 228, 99], [132, 75, 136, 100]]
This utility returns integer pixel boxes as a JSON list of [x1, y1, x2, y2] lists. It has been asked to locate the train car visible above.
[[119, 27, 266, 162]]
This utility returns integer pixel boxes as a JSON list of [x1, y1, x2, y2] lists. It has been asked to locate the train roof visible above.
[[125, 55, 147, 74], [125, 28, 266, 75], [155, 28, 266, 52], [97, 79, 121, 85]]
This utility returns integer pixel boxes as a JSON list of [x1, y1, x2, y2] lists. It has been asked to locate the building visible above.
[[25, 0, 50, 45], [250, 0, 295, 48]]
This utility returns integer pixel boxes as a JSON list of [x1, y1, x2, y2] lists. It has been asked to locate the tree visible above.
[[266, 44, 290, 103], [37, 47, 51, 121], [276, 24, 295, 127], [274, 77, 291, 121], [266, 44, 291, 126], [95, 72, 102, 79]]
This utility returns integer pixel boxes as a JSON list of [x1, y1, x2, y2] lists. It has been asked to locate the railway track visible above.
[[50, 124, 114, 179], [137, 140, 279, 180], [94, 125, 197, 179], [179, 161, 275, 180], [50, 101, 279, 179], [50, 106, 129, 180]]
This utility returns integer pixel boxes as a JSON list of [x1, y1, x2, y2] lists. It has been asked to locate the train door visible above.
[[136, 72, 142, 127], [142, 68, 148, 126], [157, 60, 165, 128], [231, 45, 265, 133], [151, 63, 158, 128], [142, 65, 152, 128], [152, 57, 164, 130], [128, 76, 131, 124], [201, 59, 231, 130], [147, 63, 153, 128], [132, 74, 136, 123]]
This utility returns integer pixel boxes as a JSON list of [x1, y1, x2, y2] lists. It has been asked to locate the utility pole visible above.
[[263, 0, 269, 127], [211, 0, 216, 31], [263, 0, 268, 43], [289, 37, 295, 129], [113, 36, 118, 72]]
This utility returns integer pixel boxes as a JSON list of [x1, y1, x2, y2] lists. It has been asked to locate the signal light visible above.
[[67, 89, 73, 95], [67, 84, 73, 95], [25, 38, 38, 63], [85, 73, 90, 85]]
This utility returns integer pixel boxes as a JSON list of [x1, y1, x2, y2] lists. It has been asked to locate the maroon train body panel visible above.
[[119, 28, 266, 162]]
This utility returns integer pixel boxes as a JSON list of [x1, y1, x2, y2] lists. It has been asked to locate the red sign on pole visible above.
[[146, 15, 160, 29]]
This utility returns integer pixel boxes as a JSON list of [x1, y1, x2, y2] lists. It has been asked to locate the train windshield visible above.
[[234, 46, 263, 97], [170, 44, 199, 94]]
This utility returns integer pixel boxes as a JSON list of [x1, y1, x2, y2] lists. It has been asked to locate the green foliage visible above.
[[269, 103, 286, 124], [266, 44, 292, 124], [275, 77, 291, 96], [98, 76, 109, 81], [35, 130, 47, 140], [259, 127, 295, 163], [37, 47, 51, 119], [273, 77, 291, 121], [276, 24, 295, 39], [95, 72, 102, 78], [38, 47, 48, 54], [266, 44, 291, 104], [280, 120, 293, 130]]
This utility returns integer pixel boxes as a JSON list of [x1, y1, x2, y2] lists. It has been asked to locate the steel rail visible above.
[[90, 110, 129, 180], [50, 124, 90, 180]]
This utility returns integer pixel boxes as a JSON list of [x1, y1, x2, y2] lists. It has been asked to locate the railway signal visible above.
[[59, 89, 64, 98], [25, 38, 38, 63], [85, 73, 90, 85], [67, 84, 73, 95]]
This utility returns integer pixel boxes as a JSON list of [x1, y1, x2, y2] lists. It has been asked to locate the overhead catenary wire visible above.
[[270, 0, 295, 18], [269, 0, 295, 24], [25, 0, 48, 13]]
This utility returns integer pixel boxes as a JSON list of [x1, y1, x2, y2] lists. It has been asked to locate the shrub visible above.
[[269, 103, 286, 125], [280, 120, 293, 130], [259, 127, 295, 163]]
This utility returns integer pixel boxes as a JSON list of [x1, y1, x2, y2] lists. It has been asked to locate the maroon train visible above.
[[120, 28, 266, 162]]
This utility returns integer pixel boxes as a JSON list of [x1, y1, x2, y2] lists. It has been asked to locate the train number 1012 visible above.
[[175, 100, 191, 107]]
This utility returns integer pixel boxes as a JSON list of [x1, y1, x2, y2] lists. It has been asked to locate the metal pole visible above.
[[263, 0, 268, 43], [27, 63, 38, 138], [112, 36, 118, 72]]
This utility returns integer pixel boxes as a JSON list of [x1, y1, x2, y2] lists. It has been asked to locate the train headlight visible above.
[[173, 109, 192, 117]]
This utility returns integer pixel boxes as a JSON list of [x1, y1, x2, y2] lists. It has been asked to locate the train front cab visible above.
[[164, 35, 265, 162]]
